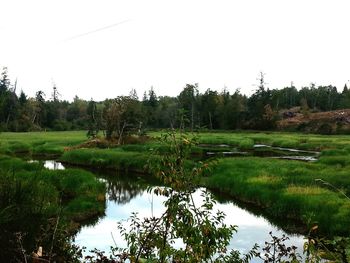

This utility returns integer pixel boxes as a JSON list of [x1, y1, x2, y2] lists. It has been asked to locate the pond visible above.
[[41, 160, 305, 260]]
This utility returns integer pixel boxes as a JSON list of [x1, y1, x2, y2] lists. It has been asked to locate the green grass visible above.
[[150, 130, 350, 150], [0, 131, 86, 155], [147, 131, 350, 236], [205, 157, 350, 236], [0, 155, 105, 223], [0, 155, 106, 259], [2, 130, 350, 236], [60, 148, 154, 172]]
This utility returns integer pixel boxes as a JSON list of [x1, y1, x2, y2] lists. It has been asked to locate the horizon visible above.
[[4, 70, 349, 103]]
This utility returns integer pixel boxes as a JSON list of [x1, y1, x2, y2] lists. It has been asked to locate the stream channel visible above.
[[35, 144, 319, 260]]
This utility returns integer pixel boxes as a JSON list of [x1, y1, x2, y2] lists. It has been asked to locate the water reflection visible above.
[[105, 176, 147, 204], [28, 159, 306, 259], [43, 160, 65, 170], [27, 159, 65, 170], [75, 182, 305, 259], [212, 191, 305, 235], [200, 144, 320, 162]]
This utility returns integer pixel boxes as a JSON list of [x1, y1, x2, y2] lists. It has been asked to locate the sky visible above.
[[1, 0, 350, 101]]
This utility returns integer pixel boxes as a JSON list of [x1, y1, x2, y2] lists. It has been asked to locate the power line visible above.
[[64, 19, 131, 41]]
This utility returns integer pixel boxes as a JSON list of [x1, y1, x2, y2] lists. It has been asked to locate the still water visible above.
[[41, 160, 305, 260]]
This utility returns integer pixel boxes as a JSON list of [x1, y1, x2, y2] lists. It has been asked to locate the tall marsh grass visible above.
[[0, 155, 105, 260], [0, 156, 105, 223], [3, 130, 350, 236], [206, 157, 350, 236], [0, 131, 86, 155], [61, 148, 153, 172]]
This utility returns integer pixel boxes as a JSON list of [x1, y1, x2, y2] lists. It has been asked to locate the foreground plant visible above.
[[116, 131, 259, 262]]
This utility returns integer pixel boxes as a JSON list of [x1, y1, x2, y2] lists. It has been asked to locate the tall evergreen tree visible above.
[[0, 67, 10, 96], [33, 90, 46, 127], [87, 99, 99, 138], [178, 84, 199, 130]]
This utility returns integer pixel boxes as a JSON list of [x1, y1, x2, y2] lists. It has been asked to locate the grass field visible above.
[[205, 157, 350, 236], [0, 154, 105, 259], [2, 130, 349, 154], [0, 130, 86, 155], [1, 130, 350, 236], [150, 130, 350, 150]]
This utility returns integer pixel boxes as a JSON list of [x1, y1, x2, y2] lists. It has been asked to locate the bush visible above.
[[318, 123, 334, 135], [53, 120, 72, 131]]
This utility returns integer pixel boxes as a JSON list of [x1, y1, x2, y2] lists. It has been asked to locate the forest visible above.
[[1, 68, 350, 134]]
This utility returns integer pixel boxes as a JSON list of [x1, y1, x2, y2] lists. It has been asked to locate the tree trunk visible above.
[[117, 121, 127, 145], [209, 112, 213, 130]]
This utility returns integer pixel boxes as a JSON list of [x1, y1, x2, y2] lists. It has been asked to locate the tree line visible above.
[[1, 68, 350, 134]]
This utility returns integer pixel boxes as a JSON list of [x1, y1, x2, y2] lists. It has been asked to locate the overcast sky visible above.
[[1, 0, 349, 101]]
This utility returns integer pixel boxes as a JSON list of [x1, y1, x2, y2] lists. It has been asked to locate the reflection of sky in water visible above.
[[75, 190, 168, 253], [44, 160, 65, 170], [29, 158, 306, 260], [28, 159, 305, 260], [75, 187, 305, 260], [28, 160, 66, 170]]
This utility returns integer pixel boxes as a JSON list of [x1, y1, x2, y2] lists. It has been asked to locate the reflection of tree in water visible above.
[[210, 189, 305, 235], [105, 177, 147, 204]]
